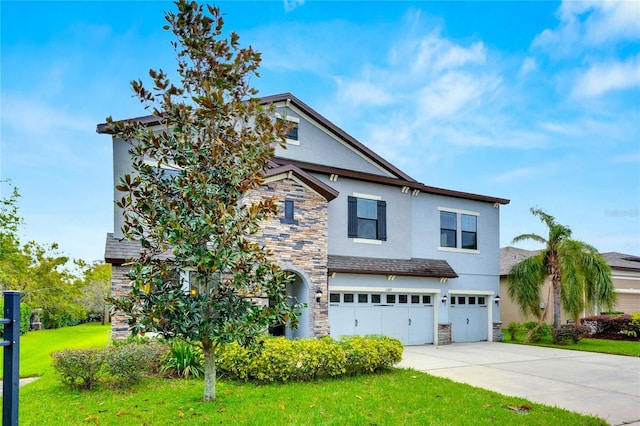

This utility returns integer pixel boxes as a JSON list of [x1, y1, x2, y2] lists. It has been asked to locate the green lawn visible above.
[[0, 322, 112, 378], [6, 324, 608, 425], [502, 331, 640, 357]]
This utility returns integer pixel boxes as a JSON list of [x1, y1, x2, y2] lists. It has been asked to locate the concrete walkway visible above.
[[0, 377, 39, 396], [398, 342, 640, 426]]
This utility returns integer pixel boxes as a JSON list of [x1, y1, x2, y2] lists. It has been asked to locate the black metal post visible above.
[[2, 291, 20, 426]]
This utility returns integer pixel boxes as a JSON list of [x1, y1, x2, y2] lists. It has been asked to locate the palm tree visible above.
[[507, 208, 616, 331]]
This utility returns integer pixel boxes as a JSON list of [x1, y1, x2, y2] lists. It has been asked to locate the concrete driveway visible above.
[[398, 342, 640, 426]]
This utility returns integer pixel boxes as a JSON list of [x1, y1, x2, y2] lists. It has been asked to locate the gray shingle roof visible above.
[[500, 247, 640, 276], [328, 255, 458, 278], [105, 233, 173, 264], [600, 252, 640, 272]]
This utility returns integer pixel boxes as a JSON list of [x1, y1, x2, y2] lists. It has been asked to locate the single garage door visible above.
[[329, 292, 434, 345], [450, 295, 488, 342]]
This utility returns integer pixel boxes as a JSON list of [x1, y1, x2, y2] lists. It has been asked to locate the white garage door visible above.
[[450, 295, 488, 342], [329, 292, 434, 345]]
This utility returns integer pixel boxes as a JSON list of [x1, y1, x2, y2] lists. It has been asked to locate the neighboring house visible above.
[[499, 246, 640, 325], [97, 93, 510, 345]]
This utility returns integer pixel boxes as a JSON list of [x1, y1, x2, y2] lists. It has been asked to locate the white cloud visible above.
[[334, 73, 393, 107], [411, 33, 486, 73], [417, 71, 501, 119], [518, 57, 537, 78], [283, 0, 305, 12], [571, 55, 640, 98], [534, 0, 640, 54]]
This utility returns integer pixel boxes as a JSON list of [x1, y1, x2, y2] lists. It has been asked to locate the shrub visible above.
[[581, 314, 632, 337], [104, 342, 167, 387], [340, 335, 403, 376], [621, 312, 640, 338], [506, 322, 522, 341], [552, 324, 590, 345], [0, 300, 32, 336], [51, 348, 104, 390], [216, 335, 402, 383], [522, 322, 552, 343], [161, 340, 204, 379]]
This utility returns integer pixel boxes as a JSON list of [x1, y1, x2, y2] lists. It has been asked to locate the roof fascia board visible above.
[[275, 158, 510, 205]]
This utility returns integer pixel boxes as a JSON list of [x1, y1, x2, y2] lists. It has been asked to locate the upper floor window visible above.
[[275, 113, 300, 145], [461, 214, 477, 250], [438, 208, 479, 252], [440, 211, 457, 248], [348, 195, 387, 241]]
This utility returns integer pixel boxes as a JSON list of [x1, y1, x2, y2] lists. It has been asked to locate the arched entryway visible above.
[[285, 272, 309, 339], [269, 271, 310, 339]]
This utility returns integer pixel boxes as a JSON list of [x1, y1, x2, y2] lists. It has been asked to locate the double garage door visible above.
[[329, 291, 434, 345]]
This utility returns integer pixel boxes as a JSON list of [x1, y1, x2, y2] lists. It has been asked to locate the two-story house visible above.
[[97, 93, 510, 345]]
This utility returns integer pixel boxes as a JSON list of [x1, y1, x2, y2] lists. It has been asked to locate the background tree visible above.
[[508, 208, 615, 334], [77, 261, 111, 324], [1, 180, 87, 328], [108, 0, 301, 401]]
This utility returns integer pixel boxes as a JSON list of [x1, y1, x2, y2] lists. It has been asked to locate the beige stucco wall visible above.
[[500, 269, 640, 326]]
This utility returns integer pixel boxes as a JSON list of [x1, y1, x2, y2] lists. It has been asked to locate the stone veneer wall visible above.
[[438, 323, 452, 345], [109, 176, 331, 340], [492, 322, 504, 342], [247, 177, 330, 337], [111, 264, 132, 340]]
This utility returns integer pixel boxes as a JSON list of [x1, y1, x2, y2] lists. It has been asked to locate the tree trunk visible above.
[[549, 254, 562, 330], [202, 337, 216, 402]]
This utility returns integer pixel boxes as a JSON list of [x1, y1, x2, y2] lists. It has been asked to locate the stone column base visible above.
[[438, 323, 451, 345], [493, 322, 504, 342]]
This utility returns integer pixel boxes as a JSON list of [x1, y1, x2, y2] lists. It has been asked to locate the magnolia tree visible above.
[[108, 0, 302, 401]]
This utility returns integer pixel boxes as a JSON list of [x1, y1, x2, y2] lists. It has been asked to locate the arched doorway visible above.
[[285, 272, 309, 339], [268, 271, 310, 338]]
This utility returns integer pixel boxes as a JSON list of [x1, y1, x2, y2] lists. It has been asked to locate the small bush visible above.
[[217, 335, 402, 383], [161, 340, 204, 379], [621, 312, 640, 338], [104, 342, 167, 387], [526, 323, 553, 343], [552, 324, 590, 345], [51, 348, 104, 390], [506, 322, 522, 341]]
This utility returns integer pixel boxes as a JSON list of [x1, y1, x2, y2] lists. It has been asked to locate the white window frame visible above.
[[437, 207, 480, 254], [275, 113, 300, 146]]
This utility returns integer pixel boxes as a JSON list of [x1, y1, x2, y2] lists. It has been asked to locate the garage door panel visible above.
[[381, 307, 409, 343], [354, 306, 382, 336], [450, 295, 489, 343], [329, 306, 354, 339], [409, 307, 434, 345]]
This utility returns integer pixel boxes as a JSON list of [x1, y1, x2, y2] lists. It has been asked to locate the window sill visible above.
[[285, 138, 300, 146], [438, 247, 480, 254], [353, 238, 382, 245]]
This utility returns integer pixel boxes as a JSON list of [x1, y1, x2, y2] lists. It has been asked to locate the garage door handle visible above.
[[408, 319, 412, 326], [355, 319, 358, 327], [467, 318, 469, 324]]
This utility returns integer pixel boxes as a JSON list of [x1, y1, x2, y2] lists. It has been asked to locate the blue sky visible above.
[[1, 1, 639, 264]]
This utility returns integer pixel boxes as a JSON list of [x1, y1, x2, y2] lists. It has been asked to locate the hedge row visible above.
[[581, 313, 640, 339], [216, 335, 403, 383]]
